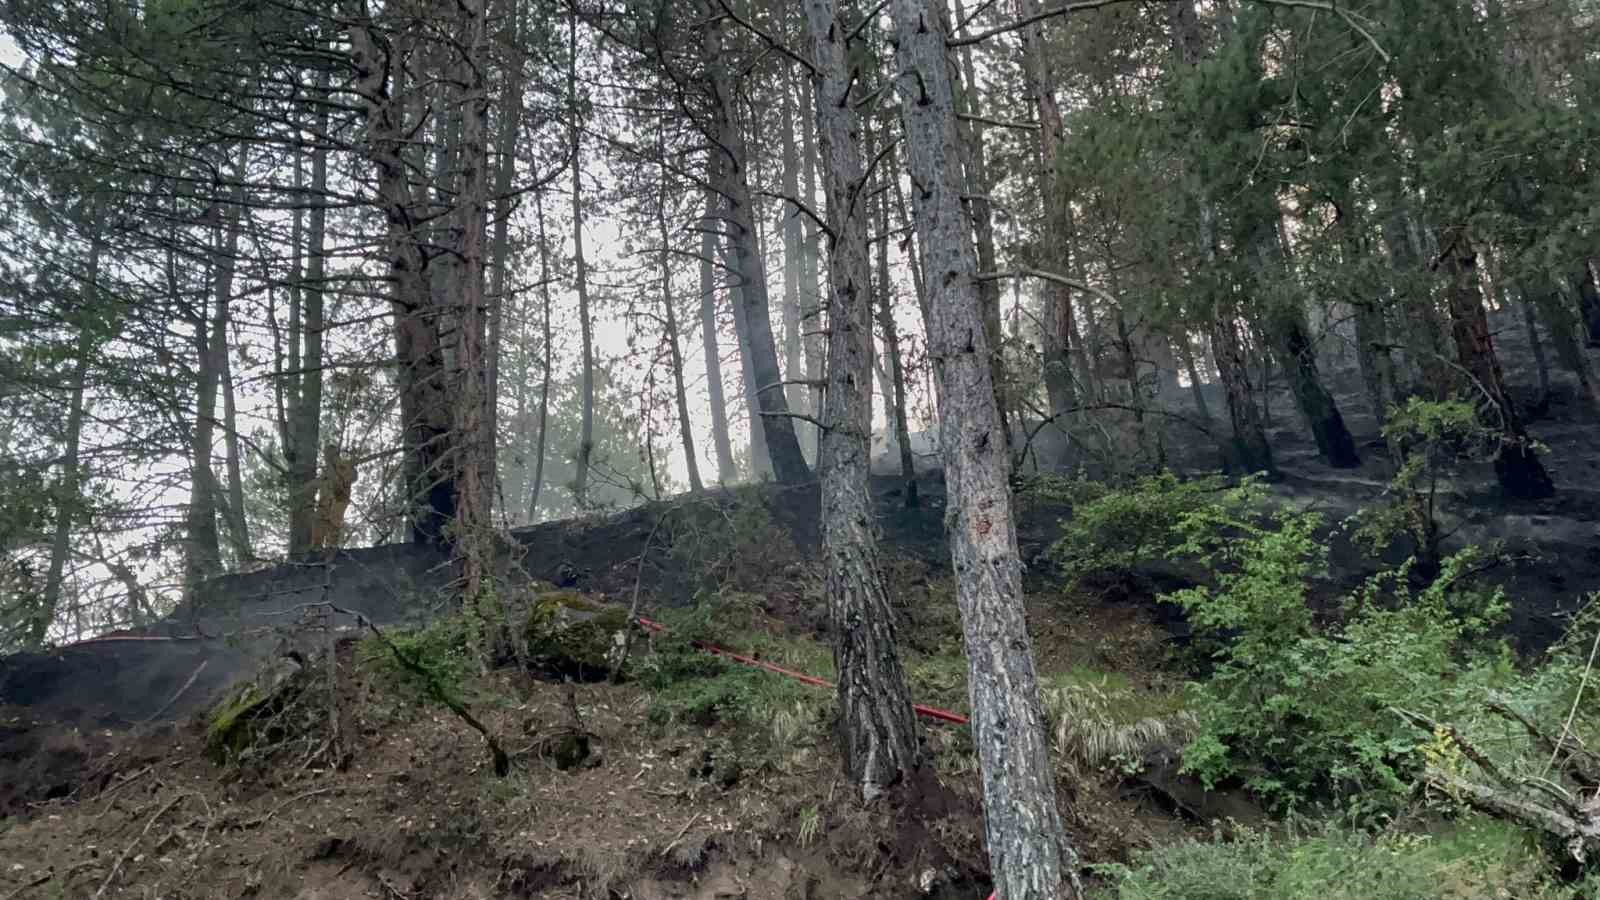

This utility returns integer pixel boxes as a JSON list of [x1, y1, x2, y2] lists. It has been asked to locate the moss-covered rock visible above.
[[204, 655, 305, 764]]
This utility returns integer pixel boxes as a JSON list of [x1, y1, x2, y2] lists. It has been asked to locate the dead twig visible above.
[[241, 787, 331, 829], [0, 870, 53, 899], [94, 793, 187, 898], [661, 813, 702, 857]]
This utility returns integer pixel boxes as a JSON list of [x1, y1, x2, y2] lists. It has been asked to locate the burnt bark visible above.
[[1439, 227, 1554, 500], [889, 1, 1079, 895]]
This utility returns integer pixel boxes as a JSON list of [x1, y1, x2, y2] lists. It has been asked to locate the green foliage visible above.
[[357, 614, 477, 708], [1354, 399, 1496, 570], [664, 490, 799, 596], [522, 589, 630, 678], [1095, 817, 1577, 900], [1167, 492, 1508, 807], [1044, 472, 1239, 588]]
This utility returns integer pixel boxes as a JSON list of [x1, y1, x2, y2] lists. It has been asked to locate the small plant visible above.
[[797, 804, 821, 848], [1038, 671, 1193, 777], [1355, 398, 1496, 583], [357, 613, 476, 707]]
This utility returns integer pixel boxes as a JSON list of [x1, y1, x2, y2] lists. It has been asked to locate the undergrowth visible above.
[[1096, 816, 1592, 899]]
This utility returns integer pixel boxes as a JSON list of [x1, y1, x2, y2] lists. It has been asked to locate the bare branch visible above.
[[714, 0, 818, 75], [958, 112, 1040, 131], [973, 268, 1122, 313]]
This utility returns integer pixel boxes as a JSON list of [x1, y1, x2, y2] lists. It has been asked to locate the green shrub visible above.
[[1166, 494, 1507, 808], [1096, 817, 1569, 899], [357, 613, 477, 706], [1045, 472, 1240, 588]]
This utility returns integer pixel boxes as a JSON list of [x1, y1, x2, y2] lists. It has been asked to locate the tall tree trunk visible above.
[[1520, 287, 1552, 413], [659, 152, 704, 493], [874, 140, 918, 507], [1016, 0, 1077, 433], [487, 0, 524, 508], [1168, 0, 1273, 476], [1541, 282, 1600, 413], [799, 75, 825, 464], [780, 81, 808, 432], [452, 0, 494, 622], [701, 187, 737, 484], [1438, 227, 1554, 499], [1383, 211, 1456, 400], [288, 88, 329, 556], [351, 22, 453, 545], [722, 233, 773, 479], [570, 11, 596, 508], [947, 0, 1011, 456], [39, 238, 100, 647], [1176, 334, 1213, 423], [888, 1, 1079, 895], [1574, 261, 1600, 347], [1252, 213, 1359, 468], [804, 0, 922, 800], [703, 9, 811, 485], [528, 193, 555, 521]]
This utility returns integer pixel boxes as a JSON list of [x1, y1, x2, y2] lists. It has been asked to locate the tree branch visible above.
[[973, 268, 1122, 313], [714, 0, 818, 75]]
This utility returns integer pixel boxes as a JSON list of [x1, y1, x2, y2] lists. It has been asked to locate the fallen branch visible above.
[[327, 604, 509, 777], [94, 794, 187, 898], [1, 870, 52, 900]]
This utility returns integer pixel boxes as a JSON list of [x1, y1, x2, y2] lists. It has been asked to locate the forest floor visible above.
[[0, 529, 1208, 899]]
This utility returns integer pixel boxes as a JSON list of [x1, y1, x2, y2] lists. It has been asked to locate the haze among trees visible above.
[[2, 0, 1597, 895]]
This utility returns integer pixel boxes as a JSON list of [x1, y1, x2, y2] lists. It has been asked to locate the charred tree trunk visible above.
[[1438, 227, 1554, 500], [351, 22, 454, 545], [804, 0, 922, 799], [658, 154, 704, 493], [704, 10, 810, 485], [451, 0, 494, 618], [528, 194, 555, 521], [487, 0, 524, 505], [288, 93, 330, 556], [569, 12, 596, 508], [889, 1, 1079, 895], [1574, 261, 1600, 348], [701, 188, 737, 484]]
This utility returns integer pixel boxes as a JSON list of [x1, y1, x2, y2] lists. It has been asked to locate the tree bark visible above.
[[658, 152, 704, 493], [488, 0, 524, 508], [1176, 334, 1213, 424], [350, 21, 454, 545], [1438, 226, 1554, 499], [888, 1, 1079, 895], [451, 0, 494, 619], [800, 75, 826, 464], [1574, 261, 1600, 348], [570, 11, 596, 509], [528, 193, 555, 521], [39, 237, 100, 647], [1541, 281, 1600, 413], [703, 9, 811, 485], [947, 0, 1011, 456], [288, 89, 330, 556], [701, 187, 737, 484], [780, 81, 808, 433], [1520, 287, 1552, 412], [804, 0, 923, 800], [874, 140, 918, 507], [1016, 0, 1077, 434]]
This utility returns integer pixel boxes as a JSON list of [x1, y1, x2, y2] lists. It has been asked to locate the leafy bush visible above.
[[1096, 817, 1575, 899], [1354, 398, 1497, 579], [1044, 472, 1239, 588], [1165, 492, 1507, 807], [357, 613, 477, 706]]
